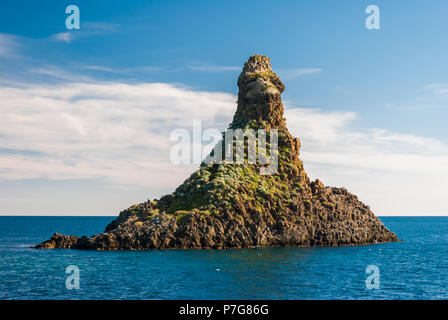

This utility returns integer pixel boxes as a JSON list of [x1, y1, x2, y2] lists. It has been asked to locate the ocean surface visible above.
[[0, 216, 447, 300]]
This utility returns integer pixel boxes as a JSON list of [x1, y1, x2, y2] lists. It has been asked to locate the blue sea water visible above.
[[0, 216, 447, 300]]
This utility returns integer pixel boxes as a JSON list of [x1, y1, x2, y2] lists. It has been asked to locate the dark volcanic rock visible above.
[[34, 233, 80, 249], [34, 55, 399, 250]]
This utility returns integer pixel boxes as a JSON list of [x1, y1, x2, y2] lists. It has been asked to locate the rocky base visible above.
[[34, 182, 399, 250]]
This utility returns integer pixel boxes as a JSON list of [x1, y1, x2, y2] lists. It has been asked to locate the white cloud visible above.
[[82, 22, 119, 32], [82, 65, 117, 72], [187, 66, 322, 78], [50, 22, 118, 43], [82, 65, 164, 74], [427, 84, 448, 95], [28, 64, 95, 82], [285, 107, 448, 215], [387, 84, 448, 111], [51, 32, 73, 43], [0, 82, 235, 188]]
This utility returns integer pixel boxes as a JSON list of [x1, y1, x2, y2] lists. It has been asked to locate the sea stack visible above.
[[35, 55, 399, 250]]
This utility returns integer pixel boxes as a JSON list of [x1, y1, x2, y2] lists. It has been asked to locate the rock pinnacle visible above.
[[34, 55, 400, 250]]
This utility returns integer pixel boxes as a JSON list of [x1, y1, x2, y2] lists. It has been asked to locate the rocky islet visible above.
[[35, 55, 399, 250]]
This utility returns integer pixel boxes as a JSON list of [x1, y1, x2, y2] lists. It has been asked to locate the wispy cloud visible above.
[[277, 68, 322, 80], [50, 22, 119, 43], [51, 32, 73, 43], [427, 84, 448, 95], [188, 65, 241, 72], [0, 33, 20, 58]]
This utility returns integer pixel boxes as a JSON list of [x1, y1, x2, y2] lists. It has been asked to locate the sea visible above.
[[0, 216, 447, 300]]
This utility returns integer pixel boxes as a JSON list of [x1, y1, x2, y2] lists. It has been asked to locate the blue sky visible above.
[[2, 0, 448, 138], [1, 0, 447, 215]]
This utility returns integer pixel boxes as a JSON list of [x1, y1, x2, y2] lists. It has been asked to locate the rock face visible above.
[[34, 55, 399, 250]]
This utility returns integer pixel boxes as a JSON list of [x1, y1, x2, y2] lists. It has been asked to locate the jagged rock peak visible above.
[[241, 54, 273, 74], [231, 55, 287, 130]]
